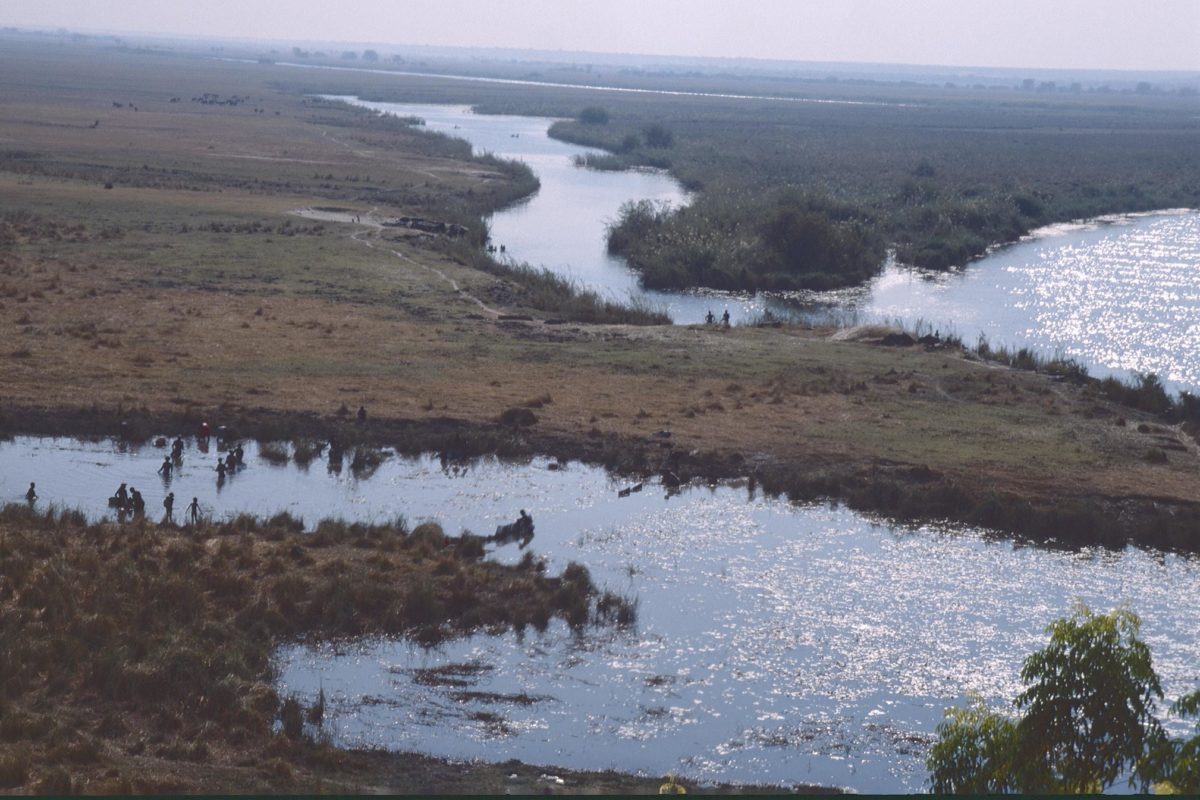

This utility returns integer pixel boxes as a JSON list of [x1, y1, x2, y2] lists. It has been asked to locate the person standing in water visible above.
[[25, 482, 37, 504], [129, 487, 145, 516], [187, 497, 201, 525], [163, 492, 175, 520]]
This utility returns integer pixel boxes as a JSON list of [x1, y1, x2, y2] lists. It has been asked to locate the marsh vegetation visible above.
[[0, 504, 633, 792]]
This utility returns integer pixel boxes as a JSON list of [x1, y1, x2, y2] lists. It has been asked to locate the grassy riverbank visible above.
[[4, 37, 1200, 549]]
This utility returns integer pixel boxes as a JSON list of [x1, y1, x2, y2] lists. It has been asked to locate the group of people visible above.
[[110, 481, 201, 523], [215, 443, 245, 479], [109, 482, 147, 515], [21, 428, 253, 524], [154, 436, 189, 480], [705, 308, 732, 327]]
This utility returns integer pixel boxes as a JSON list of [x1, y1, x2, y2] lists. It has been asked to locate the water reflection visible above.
[[278, 493, 1200, 793], [5, 435, 1189, 793]]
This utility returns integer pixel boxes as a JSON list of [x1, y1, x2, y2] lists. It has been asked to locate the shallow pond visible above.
[[3, 435, 1199, 792]]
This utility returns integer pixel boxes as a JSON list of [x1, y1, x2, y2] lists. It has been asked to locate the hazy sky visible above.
[[4, 0, 1198, 72]]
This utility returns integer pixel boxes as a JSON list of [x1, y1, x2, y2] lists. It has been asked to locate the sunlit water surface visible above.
[[3, 436, 1199, 792], [834, 211, 1200, 392]]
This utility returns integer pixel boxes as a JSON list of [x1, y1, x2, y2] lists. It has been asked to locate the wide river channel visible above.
[[3, 436, 1199, 792], [343, 97, 1200, 392]]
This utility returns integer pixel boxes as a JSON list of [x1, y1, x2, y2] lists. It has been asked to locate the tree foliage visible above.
[[606, 191, 885, 292], [642, 123, 674, 148], [578, 106, 609, 125], [927, 700, 1020, 793], [1158, 690, 1200, 794], [1014, 605, 1164, 792], [928, 604, 1200, 794]]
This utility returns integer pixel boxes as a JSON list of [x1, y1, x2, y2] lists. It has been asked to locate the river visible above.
[[3, 435, 1199, 792], [831, 210, 1200, 392], [336, 97, 801, 325], [340, 97, 1200, 392]]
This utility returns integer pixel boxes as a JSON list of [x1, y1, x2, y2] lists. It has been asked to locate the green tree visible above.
[[927, 700, 1021, 793], [578, 106, 609, 125], [642, 123, 674, 148], [1014, 605, 1164, 792], [928, 605, 1170, 793], [1158, 690, 1200, 793]]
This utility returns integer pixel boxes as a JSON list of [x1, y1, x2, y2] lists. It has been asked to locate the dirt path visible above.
[[316, 126, 444, 181], [292, 206, 504, 319]]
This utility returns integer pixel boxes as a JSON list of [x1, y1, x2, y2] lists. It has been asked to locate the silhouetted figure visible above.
[[357, 405, 367, 424], [163, 492, 174, 519], [25, 482, 36, 504], [216, 458, 227, 479], [129, 487, 145, 515], [199, 421, 210, 440], [492, 509, 534, 548], [172, 436, 185, 459], [722, 308, 730, 327], [187, 497, 201, 525], [158, 456, 172, 477], [114, 482, 129, 510], [705, 309, 715, 325], [234, 443, 244, 465]]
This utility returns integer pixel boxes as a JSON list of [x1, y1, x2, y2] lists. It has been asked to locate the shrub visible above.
[[498, 407, 537, 427], [257, 441, 289, 465], [0, 746, 30, 789], [578, 106, 609, 125], [279, 696, 304, 740], [642, 124, 674, 148]]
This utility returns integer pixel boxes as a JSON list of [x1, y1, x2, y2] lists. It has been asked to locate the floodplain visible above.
[[2, 32, 1200, 793]]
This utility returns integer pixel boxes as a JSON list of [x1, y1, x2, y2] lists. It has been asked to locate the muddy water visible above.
[[4, 435, 1199, 792]]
